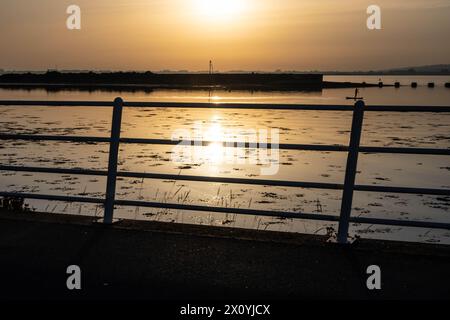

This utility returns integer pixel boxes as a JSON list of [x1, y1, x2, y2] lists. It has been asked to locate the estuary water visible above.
[[0, 75, 449, 243]]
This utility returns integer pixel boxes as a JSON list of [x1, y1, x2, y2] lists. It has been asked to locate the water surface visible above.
[[1, 75, 449, 243]]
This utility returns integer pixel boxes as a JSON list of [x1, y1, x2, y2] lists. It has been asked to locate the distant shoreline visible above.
[[0, 71, 381, 92], [0, 81, 380, 92], [324, 72, 450, 76]]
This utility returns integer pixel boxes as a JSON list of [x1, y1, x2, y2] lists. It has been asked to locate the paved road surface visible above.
[[0, 211, 449, 300]]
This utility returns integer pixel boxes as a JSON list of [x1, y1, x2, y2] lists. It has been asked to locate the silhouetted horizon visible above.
[[1, 64, 449, 76]]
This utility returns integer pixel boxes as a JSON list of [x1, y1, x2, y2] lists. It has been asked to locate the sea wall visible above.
[[0, 72, 324, 90]]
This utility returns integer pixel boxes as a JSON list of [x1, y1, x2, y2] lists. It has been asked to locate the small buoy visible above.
[[411, 82, 418, 88], [428, 82, 435, 88], [445, 82, 450, 88], [378, 82, 383, 88], [394, 82, 400, 88]]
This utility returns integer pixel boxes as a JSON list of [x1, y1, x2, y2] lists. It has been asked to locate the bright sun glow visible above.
[[205, 118, 225, 165], [195, 0, 246, 20]]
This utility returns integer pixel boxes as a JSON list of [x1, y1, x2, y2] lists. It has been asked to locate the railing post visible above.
[[104, 97, 123, 224], [337, 100, 365, 243]]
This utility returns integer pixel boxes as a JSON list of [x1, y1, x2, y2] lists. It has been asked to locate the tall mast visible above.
[[209, 60, 214, 75]]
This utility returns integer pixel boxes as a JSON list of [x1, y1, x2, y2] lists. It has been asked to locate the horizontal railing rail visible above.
[[1, 98, 449, 244], [1, 100, 450, 112], [1, 134, 449, 155], [1, 190, 449, 231], [1, 165, 449, 196]]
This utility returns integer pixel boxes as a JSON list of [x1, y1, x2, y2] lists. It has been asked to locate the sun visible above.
[[195, 0, 245, 20]]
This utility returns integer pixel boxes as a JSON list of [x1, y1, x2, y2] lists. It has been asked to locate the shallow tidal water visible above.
[[1, 75, 449, 244]]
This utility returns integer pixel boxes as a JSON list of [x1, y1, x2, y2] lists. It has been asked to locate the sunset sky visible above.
[[1, 0, 449, 71]]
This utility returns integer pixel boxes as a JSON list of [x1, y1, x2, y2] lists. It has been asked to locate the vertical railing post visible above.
[[104, 97, 123, 224], [337, 100, 365, 243]]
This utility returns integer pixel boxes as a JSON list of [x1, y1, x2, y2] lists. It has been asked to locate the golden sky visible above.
[[1, 0, 449, 71]]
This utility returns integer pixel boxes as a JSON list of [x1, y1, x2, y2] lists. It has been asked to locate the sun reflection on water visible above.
[[204, 116, 225, 167]]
